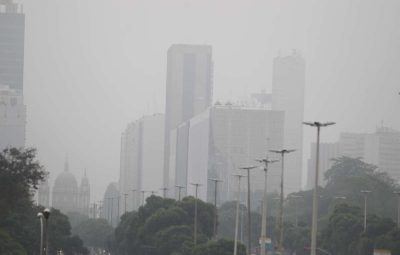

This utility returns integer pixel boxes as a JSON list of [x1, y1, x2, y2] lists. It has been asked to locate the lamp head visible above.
[[37, 212, 43, 218], [43, 208, 51, 219]]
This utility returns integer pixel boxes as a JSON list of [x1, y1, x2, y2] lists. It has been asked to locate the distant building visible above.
[[251, 90, 272, 109], [52, 159, 90, 216], [272, 50, 305, 194], [306, 143, 339, 190], [38, 178, 50, 208], [119, 114, 164, 210], [78, 171, 90, 216], [169, 104, 284, 203], [337, 127, 400, 183], [101, 182, 119, 227], [0, 85, 26, 149], [0, 1, 25, 92], [163, 44, 213, 195]]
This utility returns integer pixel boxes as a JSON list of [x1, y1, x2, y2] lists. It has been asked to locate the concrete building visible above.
[[337, 127, 400, 183], [37, 178, 50, 208], [52, 159, 90, 216], [306, 143, 339, 190], [0, 85, 26, 149], [0, 1, 25, 92], [119, 114, 164, 210], [272, 50, 305, 194], [101, 182, 119, 227], [163, 44, 213, 194], [170, 104, 284, 203]]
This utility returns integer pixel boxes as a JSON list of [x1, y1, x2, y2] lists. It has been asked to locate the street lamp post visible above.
[[255, 157, 278, 255], [124, 193, 128, 214], [132, 189, 137, 210], [361, 190, 372, 232], [208, 178, 223, 239], [37, 212, 44, 255], [270, 149, 295, 253], [141, 190, 147, 206], [190, 183, 202, 246], [240, 165, 258, 255], [175, 185, 185, 201], [43, 208, 51, 255], [160, 187, 168, 198], [303, 121, 335, 255], [394, 191, 400, 228], [233, 174, 246, 255], [110, 197, 114, 227]]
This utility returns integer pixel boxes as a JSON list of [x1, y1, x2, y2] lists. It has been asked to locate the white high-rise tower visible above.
[[272, 50, 305, 194], [163, 44, 213, 194]]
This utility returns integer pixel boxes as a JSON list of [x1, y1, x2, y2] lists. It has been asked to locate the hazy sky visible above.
[[19, 0, 400, 201]]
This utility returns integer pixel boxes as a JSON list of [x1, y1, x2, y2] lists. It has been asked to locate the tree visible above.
[[321, 204, 363, 255], [46, 208, 88, 255], [0, 229, 26, 255], [193, 239, 246, 255], [0, 148, 46, 218], [114, 195, 215, 255], [73, 218, 113, 250]]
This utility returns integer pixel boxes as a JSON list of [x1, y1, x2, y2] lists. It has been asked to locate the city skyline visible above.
[[11, 0, 400, 202]]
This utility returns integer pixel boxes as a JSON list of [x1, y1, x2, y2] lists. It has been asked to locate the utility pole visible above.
[[43, 208, 51, 255], [233, 174, 246, 255], [240, 165, 258, 255], [37, 212, 44, 255], [175, 185, 185, 201], [361, 190, 372, 232], [117, 195, 120, 223], [394, 191, 400, 228], [160, 187, 168, 198], [190, 183, 202, 246], [303, 121, 335, 255], [141, 190, 147, 206], [208, 178, 223, 239], [132, 189, 137, 210], [124, 193, 128, 214], [255, 157, 278, 255], [110, 197, 114, 227], [270, 149, 295, 253]]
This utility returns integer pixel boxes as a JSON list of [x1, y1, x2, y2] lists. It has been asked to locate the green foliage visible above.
[[73, 218, 113, 249], [114, 195, 215, 255], [218, 201, 267, 247], [0, 148, 46, 218], [0, 228, 27, 255], [321, 204, 363, 255], [192, 239, 246, 255], [47, 208, 88, 255], [0, 148, 88, 255]]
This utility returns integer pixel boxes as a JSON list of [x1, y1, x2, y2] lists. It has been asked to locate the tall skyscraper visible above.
[[163, 44, 213, 193], [0, 1, 26, 149], [0, 1, 25, 93], [0, 85, 26, 149], [119, 113, 164, 210], [170, 104, 284, 203], [272, 50, 305, 194]]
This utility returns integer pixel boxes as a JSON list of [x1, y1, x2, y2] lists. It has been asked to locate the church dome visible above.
[[53, 170, 78, 193]]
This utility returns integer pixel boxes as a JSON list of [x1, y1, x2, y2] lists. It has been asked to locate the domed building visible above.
[[52, 159, 90, 215]]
